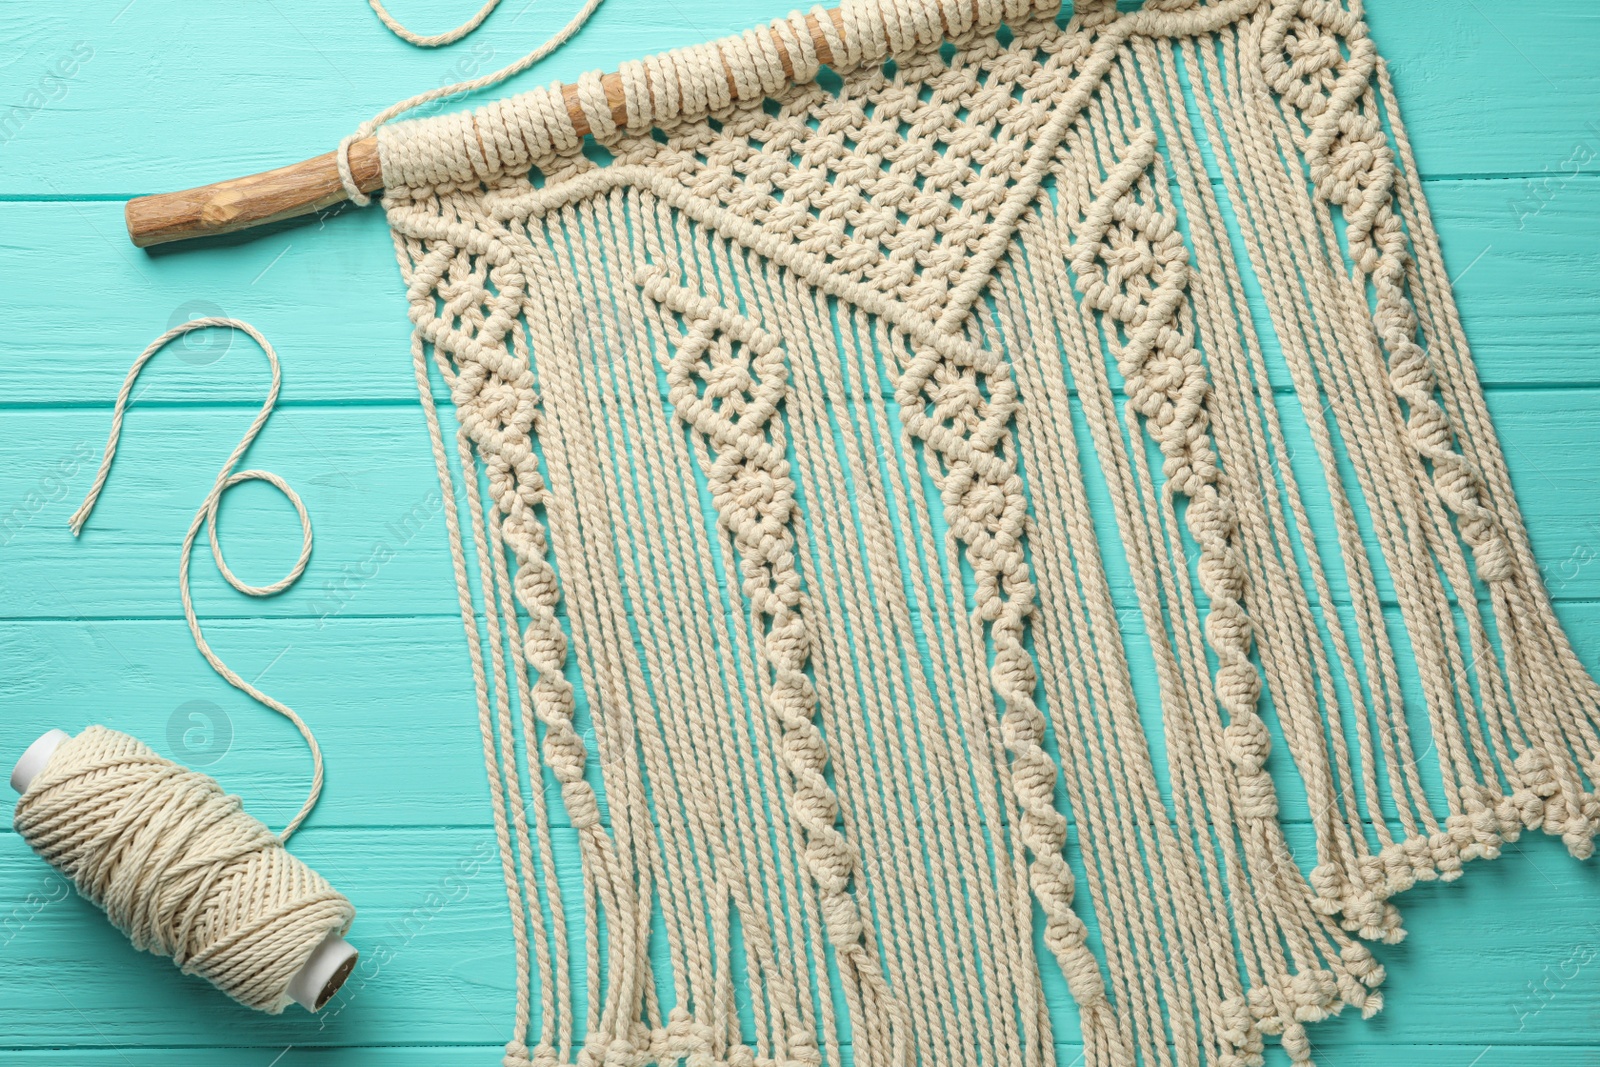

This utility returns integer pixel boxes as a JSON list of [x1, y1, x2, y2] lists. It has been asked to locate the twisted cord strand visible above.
[[368, 0, 504, 47], [68, 318, 323, 840]]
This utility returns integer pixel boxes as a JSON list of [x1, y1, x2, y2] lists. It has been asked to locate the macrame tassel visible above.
[[892, 328, 1135, 1067], [640, 265, 912, 1067]]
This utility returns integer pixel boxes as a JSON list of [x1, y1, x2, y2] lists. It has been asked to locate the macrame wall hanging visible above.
[[127, 1, 1600, 1065]]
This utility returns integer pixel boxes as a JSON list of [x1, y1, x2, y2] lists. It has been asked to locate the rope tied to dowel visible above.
[[337, 0, 609, 205]]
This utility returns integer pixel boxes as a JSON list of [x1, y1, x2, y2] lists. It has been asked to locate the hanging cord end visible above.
[[68, 437, 119, 535]]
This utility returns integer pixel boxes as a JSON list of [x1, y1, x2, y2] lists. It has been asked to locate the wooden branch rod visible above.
[[124, 8, 848, 248]]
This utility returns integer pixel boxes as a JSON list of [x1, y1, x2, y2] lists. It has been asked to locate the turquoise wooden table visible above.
[[2, 2, 1598, 1064]]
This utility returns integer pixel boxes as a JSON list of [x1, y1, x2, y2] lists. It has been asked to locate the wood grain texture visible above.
[[1, 2, 1598, 1065], [5, 395, 1600, 611], [124, 140, 384, 248], [3, 175, 1596, 405], [0, 1053, 1591, 1067]]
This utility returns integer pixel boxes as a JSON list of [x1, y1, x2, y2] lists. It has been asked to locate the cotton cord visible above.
[[68, 318, 323, 840], [369, 0, 504, 47], [12, 726, 354, 1013], [372, 1, 1600, 1064], [336, 0, 606, 206]]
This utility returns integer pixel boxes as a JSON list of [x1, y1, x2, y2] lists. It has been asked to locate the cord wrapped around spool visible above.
[[10, 726, 357, 1013]]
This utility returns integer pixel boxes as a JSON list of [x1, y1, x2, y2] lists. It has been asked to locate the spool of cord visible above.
[[13, 320, 359, 1013], [10, 726, 358, 1012]]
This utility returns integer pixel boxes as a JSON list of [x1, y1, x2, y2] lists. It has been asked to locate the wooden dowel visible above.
[[125, 8, 844, 248], [125, 140, 383, 248]]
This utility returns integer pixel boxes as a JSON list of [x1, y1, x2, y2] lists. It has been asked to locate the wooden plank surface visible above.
[[6, 393, 1600, 611], [2, 175, 1598, 403], [1, 2, 1598, 1065]]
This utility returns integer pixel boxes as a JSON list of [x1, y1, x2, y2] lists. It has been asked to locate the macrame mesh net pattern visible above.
[[374, 1, 1600, 1064]]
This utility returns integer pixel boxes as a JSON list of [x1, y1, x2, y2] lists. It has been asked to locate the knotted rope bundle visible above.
[[12, 727, 355, 1013]]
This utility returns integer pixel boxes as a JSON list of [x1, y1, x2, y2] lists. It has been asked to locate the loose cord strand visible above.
[[69, 318, 323, 841], [337, 0, 607, 204], [369, 0, 504, 47]]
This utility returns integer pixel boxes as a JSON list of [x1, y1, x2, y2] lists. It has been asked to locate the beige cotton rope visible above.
[[239, 0, 1600, 1063], [336, 0, 606, 207], [21, 321, 355, 1015], [68, 318, 324, 839], [12, 726, 354, 1013], [368, 0, 506, 48]]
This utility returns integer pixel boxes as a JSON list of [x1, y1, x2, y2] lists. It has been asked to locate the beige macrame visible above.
[[371, 1, 1600, 1064]]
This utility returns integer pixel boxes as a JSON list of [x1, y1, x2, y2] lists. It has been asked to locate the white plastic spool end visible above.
[[11, 729, 70, 795], [287, 930, 359, 1011]]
